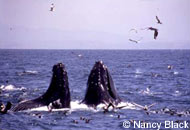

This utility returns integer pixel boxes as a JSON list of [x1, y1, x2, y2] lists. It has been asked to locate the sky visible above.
[[0, 0, 190, 49]]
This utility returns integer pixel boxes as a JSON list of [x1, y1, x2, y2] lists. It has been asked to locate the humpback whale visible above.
[[12, 63, 71, 111], [82, 61, 121, 108]]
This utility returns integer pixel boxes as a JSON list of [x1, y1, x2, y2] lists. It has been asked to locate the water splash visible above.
[[135, 69, 142, 74], [29, 101, 137, 112], [0, 84, 26, 91], [173, 71, 179, 75]]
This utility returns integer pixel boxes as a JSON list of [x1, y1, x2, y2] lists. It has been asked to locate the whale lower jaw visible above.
[[11, 99, 46, 112]]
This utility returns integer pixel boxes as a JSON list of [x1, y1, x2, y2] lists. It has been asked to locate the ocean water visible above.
[[0, 49, 190, 130]]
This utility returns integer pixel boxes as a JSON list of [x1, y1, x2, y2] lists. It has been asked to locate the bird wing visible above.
[[156, 16, 162, 24], [156, 16, 159, 22], [154, 30, 158, 39], [148, 103, 156, 108], [131, 102, 145, 109], [129, 39, 138, 43], [129, 29, 138, 33]]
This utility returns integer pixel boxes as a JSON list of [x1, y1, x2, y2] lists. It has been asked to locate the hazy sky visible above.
[[0, 0, 190, 49]]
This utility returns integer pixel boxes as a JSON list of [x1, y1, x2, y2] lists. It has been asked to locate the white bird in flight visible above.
[[50, 3, 55, 12]]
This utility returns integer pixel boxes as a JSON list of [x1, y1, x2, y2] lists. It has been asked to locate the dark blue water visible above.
[[0, 49, 190, 130]]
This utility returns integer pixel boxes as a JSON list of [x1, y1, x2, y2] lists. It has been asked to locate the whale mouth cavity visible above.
[[82, 61, 121, 107]]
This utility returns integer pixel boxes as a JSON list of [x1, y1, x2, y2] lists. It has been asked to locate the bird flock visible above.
[[129, 15, 162, 43], [49, 3, 161, 44]]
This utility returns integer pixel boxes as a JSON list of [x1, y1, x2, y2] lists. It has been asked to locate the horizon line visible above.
[[0, 48, 190, 51]]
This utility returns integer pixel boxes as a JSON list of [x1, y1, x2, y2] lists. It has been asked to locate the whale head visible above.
[[82, 61, 121, 107], [12, 63, 71, 111]]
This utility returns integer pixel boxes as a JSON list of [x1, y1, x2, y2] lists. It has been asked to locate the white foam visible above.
[[29, 101, 137, 112], [0, 85, 14, 90], [0, 84, 26, 91], [17, 70, 38, 76], [139, 88, 151, 95], [78, 54, 82, 57], [139, 88, 163, 96], [25, 70, 38, 74], [135, 69, 143, 78], [135, 69, 142, 74], [173, 90, 181, 96], [173, 71, 179, 75]]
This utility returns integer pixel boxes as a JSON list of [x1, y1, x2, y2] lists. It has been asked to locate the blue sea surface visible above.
[[0, 49, 190, 130]]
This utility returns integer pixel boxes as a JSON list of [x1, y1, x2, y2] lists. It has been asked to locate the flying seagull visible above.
[[129, 28, 138, 33], [148, 27, 158, 40], [129, 37, 143, 43], [50, 3, 55, 12], [156, 16, 162, 24]]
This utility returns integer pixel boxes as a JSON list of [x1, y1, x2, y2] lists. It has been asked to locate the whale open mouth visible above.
[[82, 61, 121, 107], [12, 63, 71, 112]]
